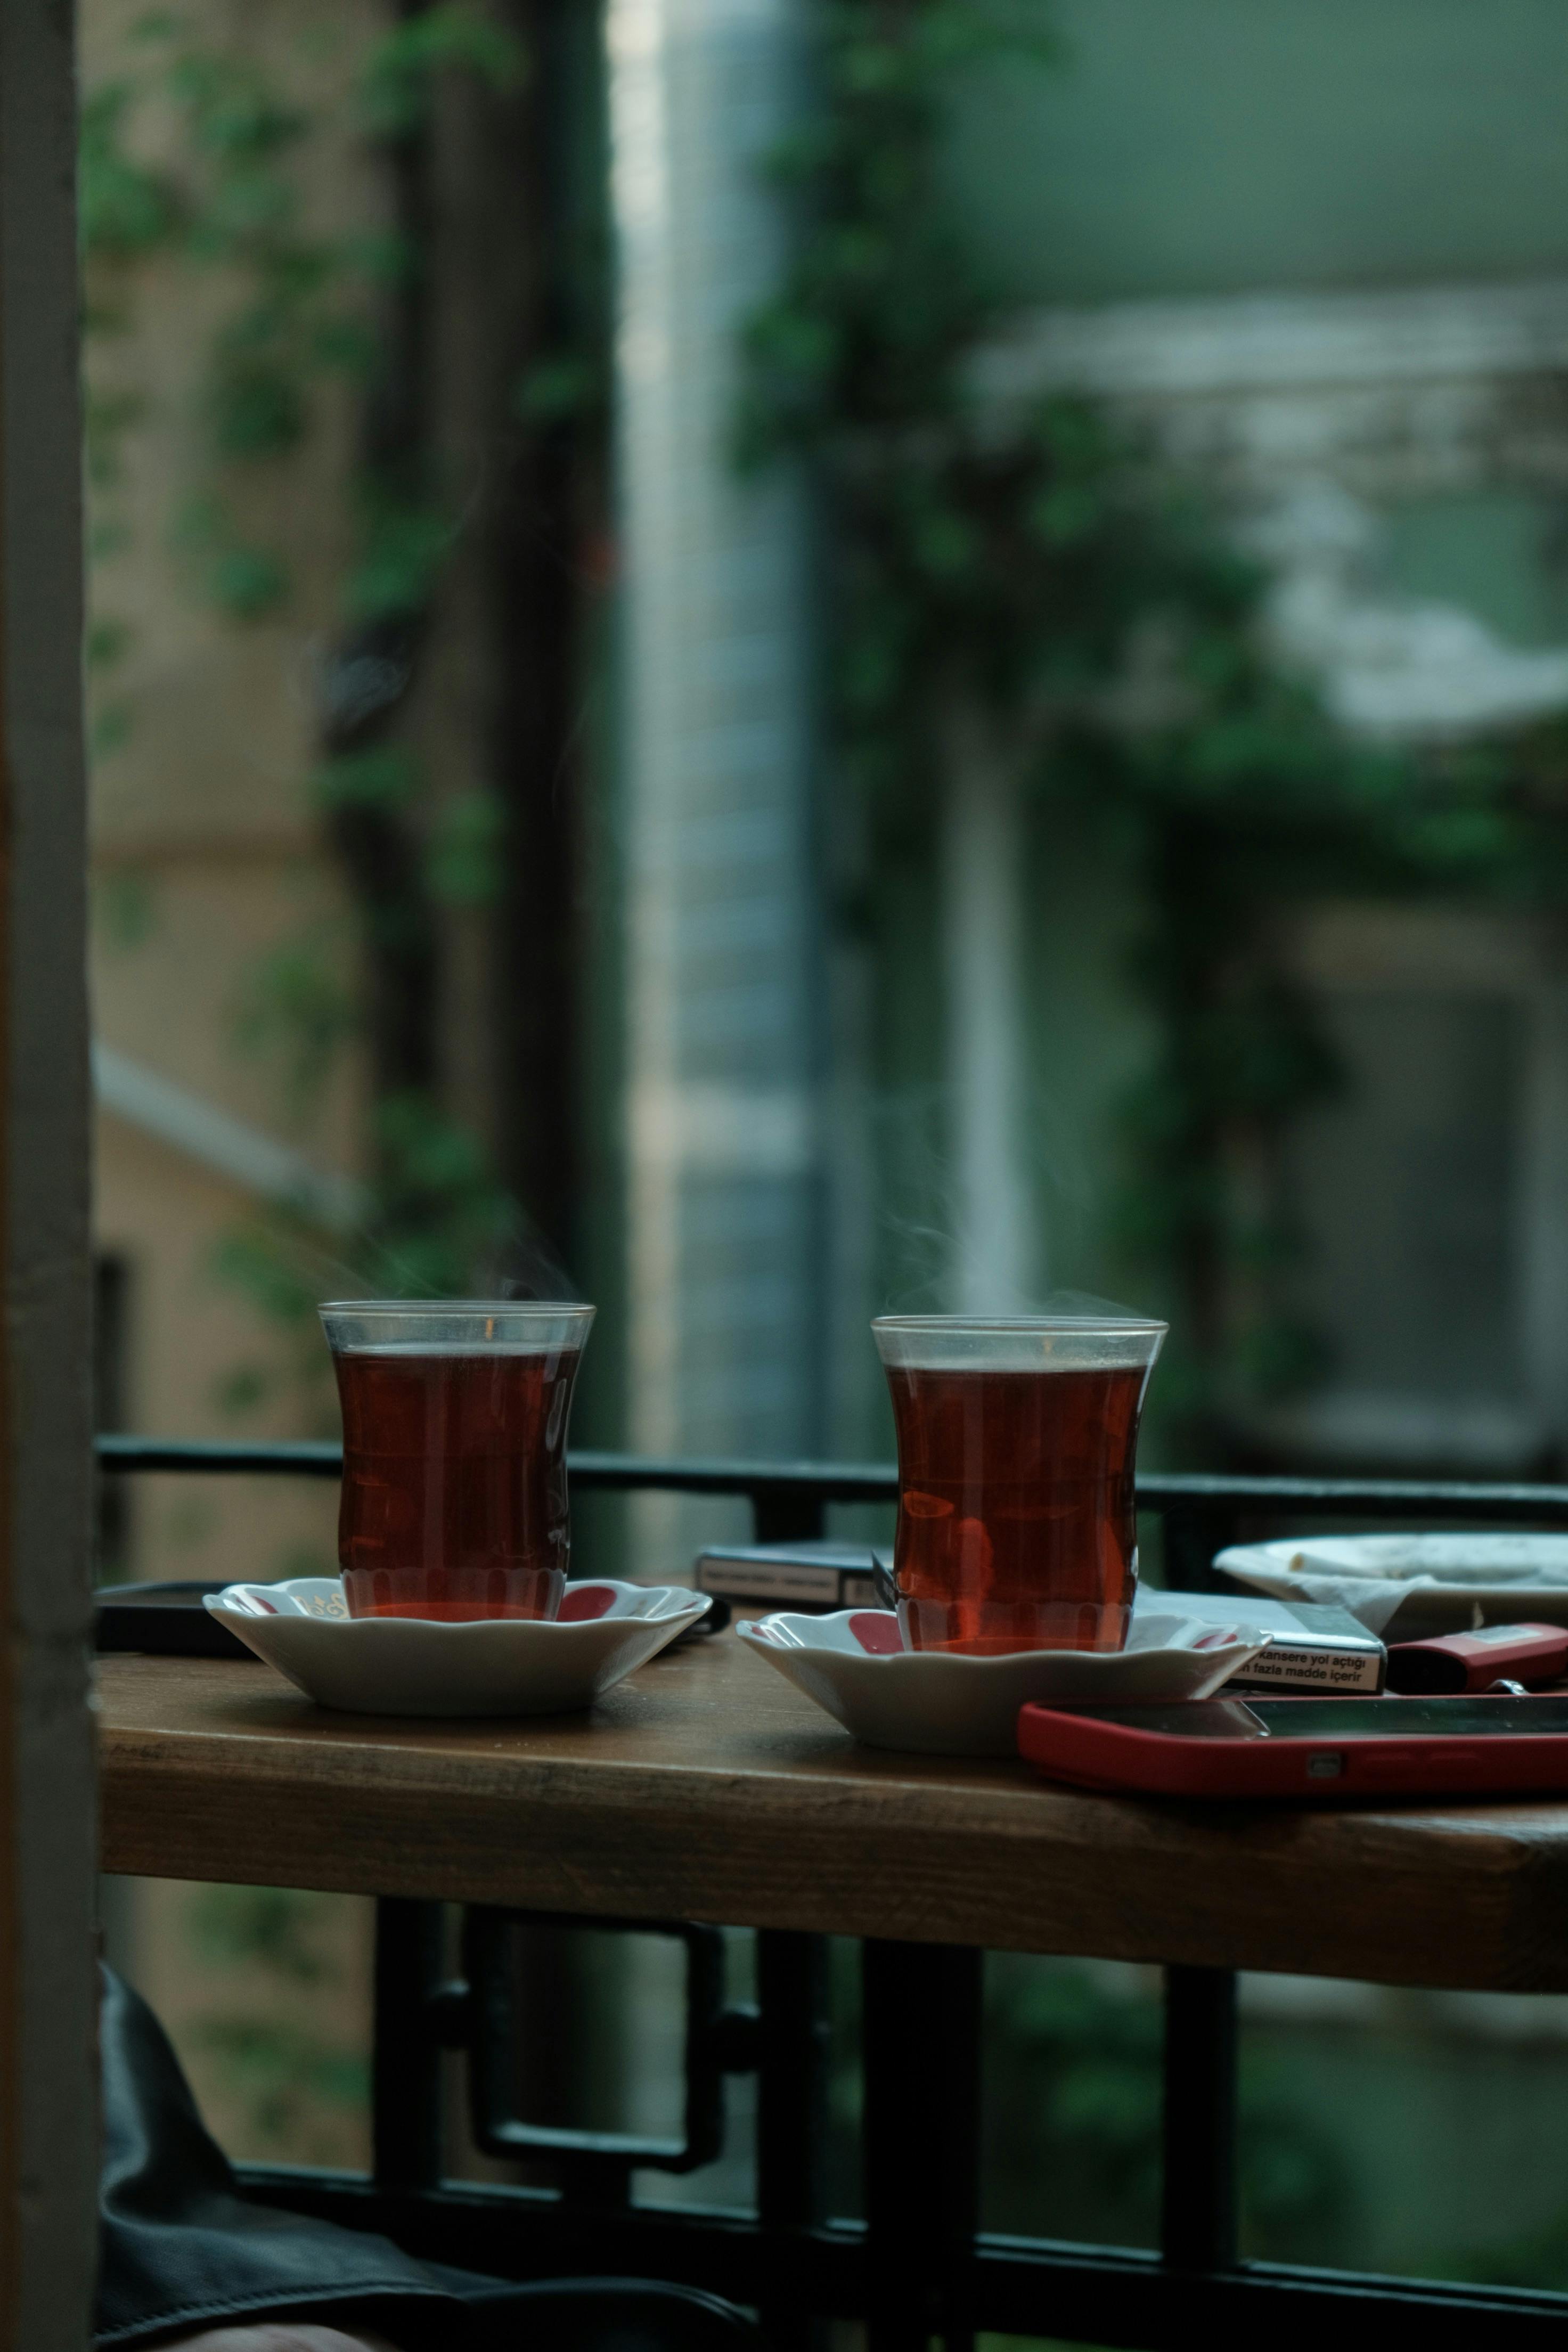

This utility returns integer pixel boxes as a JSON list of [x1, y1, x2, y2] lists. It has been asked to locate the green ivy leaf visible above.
[[513, 352, 605, 424], [311, 746, 420, 812], [93, 870, 158, 951], [213, 544, 290, 617], [349, 497, 454, 622], [427, 790, 507, 905], [209, 357, 308, 458], [89, 701, 134, 761], [360, 4, 527, 135], [79, 82, 184, 259], [87, 616, 134, 672]]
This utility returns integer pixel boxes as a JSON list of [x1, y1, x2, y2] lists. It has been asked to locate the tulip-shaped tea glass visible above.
[[872, 1314, 1166, 1655], [321, 1300, 595, 1620]]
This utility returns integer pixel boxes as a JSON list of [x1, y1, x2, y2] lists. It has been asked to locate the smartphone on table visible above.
[[1017, 1695, 1568, 1799]]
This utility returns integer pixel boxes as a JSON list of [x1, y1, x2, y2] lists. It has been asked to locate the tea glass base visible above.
[[896, 1597, 1132, 1657], [342, 1565, 566, 1622]]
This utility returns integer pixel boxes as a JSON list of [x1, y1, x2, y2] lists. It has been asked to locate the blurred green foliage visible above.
[[78, 7, 540, 1396], [984, 1961, 1349, 2259], [185, 1885, 370, 2158], [231, 929, 360, 1110], [1447, 2213, 1568, 2292], [360, 0, 526, 133], [742, 0, 1568, 1449], [194, 2016, 370, 2151], [190, 1883, 339, 1983]]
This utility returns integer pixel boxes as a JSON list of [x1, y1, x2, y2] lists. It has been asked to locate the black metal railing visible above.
[[96, 1435, 1568, 2349]]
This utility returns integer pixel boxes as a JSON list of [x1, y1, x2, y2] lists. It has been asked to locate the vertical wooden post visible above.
[[0, 0, 98, 2344]]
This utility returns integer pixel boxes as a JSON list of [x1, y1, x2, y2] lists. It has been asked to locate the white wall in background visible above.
[[943, 716, 1035, 1315], [608, 0, 820, 1549]]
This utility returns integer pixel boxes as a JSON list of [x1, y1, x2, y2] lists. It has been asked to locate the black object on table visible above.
[[95, 1580, 257, 1661]]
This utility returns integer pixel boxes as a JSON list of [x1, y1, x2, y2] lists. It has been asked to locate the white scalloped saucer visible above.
[[205, 1577, 710, 1718], [738, 1608, 1272, 1757]]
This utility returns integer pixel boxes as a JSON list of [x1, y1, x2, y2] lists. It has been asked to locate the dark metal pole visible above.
[[757, 1930, 829, 2349], [752, 1485, 828, 1546], [1162, 1964, 1238, 2275], [1159, 1505, 1237, 1594], [373, 1898, 447, 2194], [863, 1941, 982, 2352]]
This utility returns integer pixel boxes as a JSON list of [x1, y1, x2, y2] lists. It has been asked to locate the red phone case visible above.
[[1016, 1702, 1568, 1799]]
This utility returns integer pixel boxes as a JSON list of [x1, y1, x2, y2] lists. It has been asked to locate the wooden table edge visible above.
[[95, 1653, 1568, 1992]]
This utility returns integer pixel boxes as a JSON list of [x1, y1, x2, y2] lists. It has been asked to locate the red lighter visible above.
[[1385, 1621, 1568, 1695]]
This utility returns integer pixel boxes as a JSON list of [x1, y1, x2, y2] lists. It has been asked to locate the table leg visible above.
[[1162, 1963, 1238, 2274], [373, 1897, 446, 2194], [758, 1929, 829, 2350], [863, 1940, 982, 2352]]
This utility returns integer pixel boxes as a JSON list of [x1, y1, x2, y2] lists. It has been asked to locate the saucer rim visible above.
[[205, 1575, 709, 1634], [737, 1605, 1267, 1670]]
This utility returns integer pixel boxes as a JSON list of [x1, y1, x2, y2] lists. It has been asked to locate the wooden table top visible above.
[[98, 1634, 1568, 1992]]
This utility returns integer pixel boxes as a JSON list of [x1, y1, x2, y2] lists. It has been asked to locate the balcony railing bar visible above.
[[239, 2173, 1568, 2344], [91, 1434, 1568, 1522]]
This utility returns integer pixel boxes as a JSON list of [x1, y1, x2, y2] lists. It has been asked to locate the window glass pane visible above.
[[949, 0, 1568, 303], [1288, 992, 1522, 1404], [1238, 1975, 1568, 2286]]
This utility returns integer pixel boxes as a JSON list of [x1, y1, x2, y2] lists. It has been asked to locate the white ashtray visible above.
[[1215, 1533, 1568, 1639], [737, 1608, 1271, 1758], [204, 1577, 710, 1718]]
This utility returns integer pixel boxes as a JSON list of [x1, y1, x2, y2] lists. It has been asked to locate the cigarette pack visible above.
[[1144, 1586, 1385, 1693], [693, 1541, 884, 1613]]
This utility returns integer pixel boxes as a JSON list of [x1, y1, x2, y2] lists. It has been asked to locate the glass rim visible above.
[[319, 1297, 593, 1316], [871, 1312, 1167, 1335]]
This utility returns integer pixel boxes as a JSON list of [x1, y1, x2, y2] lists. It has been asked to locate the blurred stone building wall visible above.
[[84, 0, 381, 1590]]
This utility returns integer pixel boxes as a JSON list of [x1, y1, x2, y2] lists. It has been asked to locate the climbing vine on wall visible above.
[[741, 0, 1568, 1453], [80, 3, 597, 1404]]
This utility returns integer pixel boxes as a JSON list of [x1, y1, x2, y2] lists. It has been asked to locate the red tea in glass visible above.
[[873, 1316, 1165, 1656], [321, 1302, 594, 1620]]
